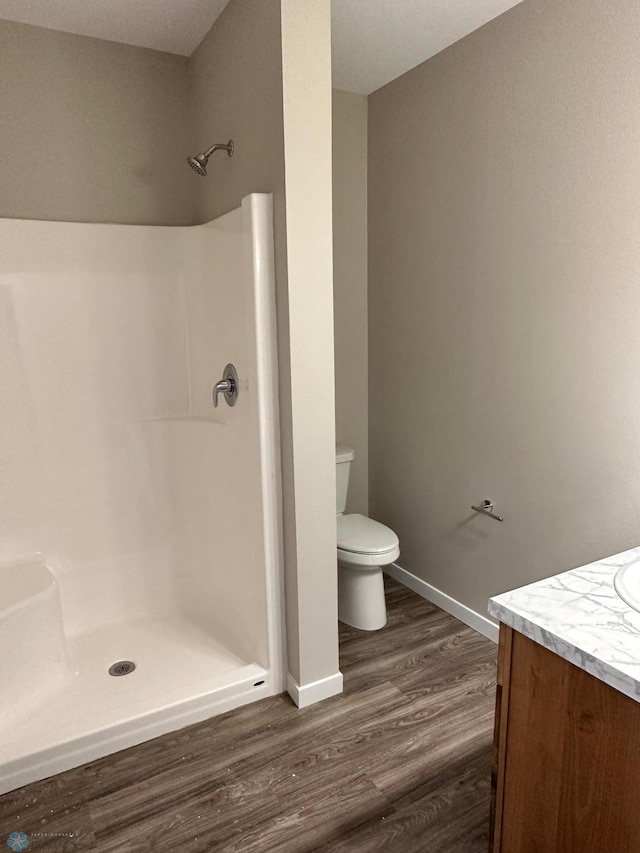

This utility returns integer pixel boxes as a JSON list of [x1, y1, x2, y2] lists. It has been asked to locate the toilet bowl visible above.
[[337, 513, 400, 630], [336, 447, 400, 631]]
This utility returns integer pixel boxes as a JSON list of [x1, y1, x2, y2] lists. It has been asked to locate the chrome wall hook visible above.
[[471, 499, 504, 522]]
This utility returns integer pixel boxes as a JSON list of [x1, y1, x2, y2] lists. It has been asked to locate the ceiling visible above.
[[331, 0, 525, 95], [0, 0, 525, 94], [0, 0, 232, 57]]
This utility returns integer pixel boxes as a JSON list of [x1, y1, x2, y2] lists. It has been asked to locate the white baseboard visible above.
[[385, 563, 499, 644], [286, 670, 343, 709]]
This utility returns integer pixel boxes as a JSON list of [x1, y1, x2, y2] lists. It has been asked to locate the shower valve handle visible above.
[[213, 363, 239, 408]]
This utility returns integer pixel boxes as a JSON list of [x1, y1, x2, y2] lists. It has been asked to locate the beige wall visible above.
[[188, 0, 340, 691], [0, 19, 194, 225], [280, 0, 340, 693], [368, 0, 640, 618], [191, 0, 339, 693], [189, 5, 296, 678], [332, 90, 368, 515], [189, 0, 286, 228]]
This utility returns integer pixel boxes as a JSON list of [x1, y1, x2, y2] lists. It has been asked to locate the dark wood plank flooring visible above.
[[0, 578, 497, 852]]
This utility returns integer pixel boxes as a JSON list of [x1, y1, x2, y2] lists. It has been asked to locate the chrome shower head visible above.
[[186, 140, 234, 177], [187, 153, 209, 176]]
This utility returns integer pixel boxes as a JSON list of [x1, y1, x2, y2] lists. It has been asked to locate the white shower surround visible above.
[[0, 193, 284, 794]]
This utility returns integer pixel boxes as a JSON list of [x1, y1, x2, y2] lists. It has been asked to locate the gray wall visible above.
[[369, 0, 640, 618], [0, 19, 194, 225], [189, 0, 286, 228], [332, 90, 368, 515]]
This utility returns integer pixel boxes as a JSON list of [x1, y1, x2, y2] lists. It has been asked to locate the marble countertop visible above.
[[489, 546, 640, 703]]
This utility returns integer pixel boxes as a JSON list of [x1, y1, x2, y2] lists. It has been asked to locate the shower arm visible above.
[[204, 141, 234, 158]]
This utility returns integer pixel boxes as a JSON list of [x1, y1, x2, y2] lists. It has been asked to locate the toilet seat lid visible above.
[[337, 513, 399, 555]]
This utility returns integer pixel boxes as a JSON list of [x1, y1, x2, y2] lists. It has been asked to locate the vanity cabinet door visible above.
[[491, 624, 640, 853]]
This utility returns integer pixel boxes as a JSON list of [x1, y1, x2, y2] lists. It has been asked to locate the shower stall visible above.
[[0, 193, 283, 794]]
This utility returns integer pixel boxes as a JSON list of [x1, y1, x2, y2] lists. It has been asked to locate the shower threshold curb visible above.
[[0, 663, 269, 795]]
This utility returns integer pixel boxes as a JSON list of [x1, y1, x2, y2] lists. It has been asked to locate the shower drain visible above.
[[108, 660, 136, 677]]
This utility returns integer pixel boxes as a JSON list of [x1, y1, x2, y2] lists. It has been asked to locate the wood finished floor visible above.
[[0, 578, 497, 852]]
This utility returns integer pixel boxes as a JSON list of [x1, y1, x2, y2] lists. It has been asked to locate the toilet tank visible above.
[[336, 445, 355, 514]]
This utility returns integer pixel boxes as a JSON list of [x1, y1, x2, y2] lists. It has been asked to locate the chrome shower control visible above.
[[213, 363, 239, 408]]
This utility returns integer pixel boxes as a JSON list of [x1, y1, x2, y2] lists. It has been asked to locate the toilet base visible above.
[[338, 562, 387, 631]]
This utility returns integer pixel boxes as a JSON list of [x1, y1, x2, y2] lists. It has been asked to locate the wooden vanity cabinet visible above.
[[490, 624, 640, 853]]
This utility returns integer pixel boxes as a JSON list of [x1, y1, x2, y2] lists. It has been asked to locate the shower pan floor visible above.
[[0, 615, 268, 794]]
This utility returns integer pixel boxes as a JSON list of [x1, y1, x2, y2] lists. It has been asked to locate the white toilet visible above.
[[336, 446, 400, 630]]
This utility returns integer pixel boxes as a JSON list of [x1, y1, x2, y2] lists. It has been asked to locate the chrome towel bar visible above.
[[471, 499, 504, 522]]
